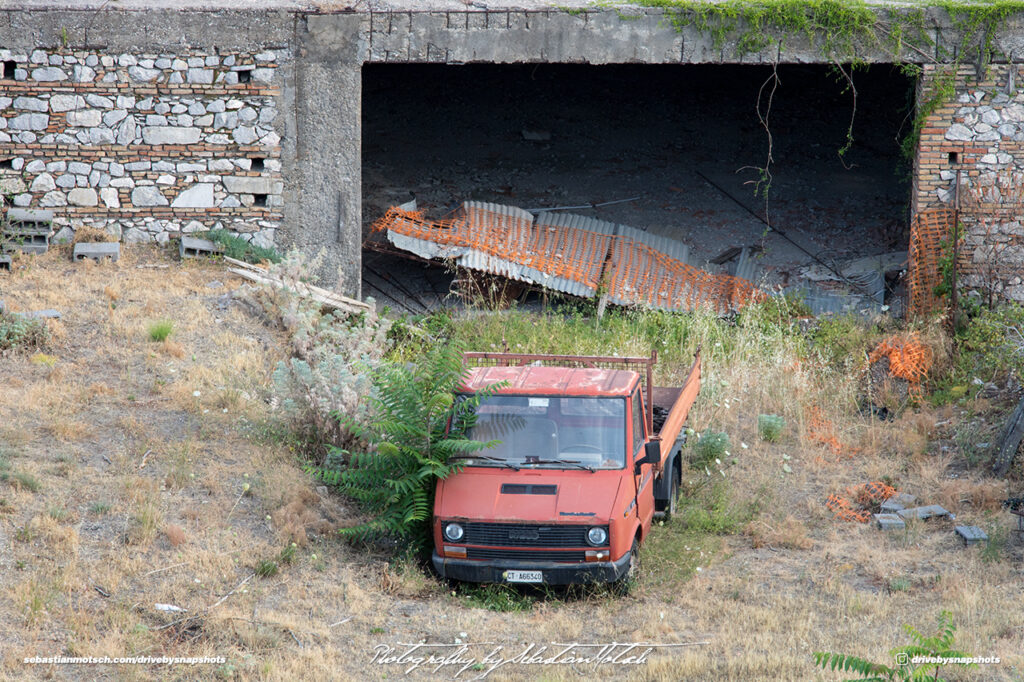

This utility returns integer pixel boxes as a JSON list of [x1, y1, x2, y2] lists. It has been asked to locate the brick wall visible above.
[[0, 47, 283, 247], [915, 64, 1024, 304]]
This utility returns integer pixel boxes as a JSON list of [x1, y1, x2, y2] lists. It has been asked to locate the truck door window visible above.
[[632, 390, 645, 457]]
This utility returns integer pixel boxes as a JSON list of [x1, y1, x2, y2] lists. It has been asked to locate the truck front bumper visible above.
[[432, 551, 632, 585]]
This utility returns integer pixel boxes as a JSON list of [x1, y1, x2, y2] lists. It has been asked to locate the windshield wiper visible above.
[[521, 459, 595, 473], [450, 454, 520, 471]]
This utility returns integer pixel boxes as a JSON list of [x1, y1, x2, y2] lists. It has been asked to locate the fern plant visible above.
[[814, 611, 976, 681], [309, 342, 502, 552]]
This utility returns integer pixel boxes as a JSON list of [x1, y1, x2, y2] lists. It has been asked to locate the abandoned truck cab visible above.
[[432, 350, 701, 586]]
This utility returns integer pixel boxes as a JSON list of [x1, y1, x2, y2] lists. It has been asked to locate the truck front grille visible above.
[[465, 547, 588, 562], [462, 522, 595, 548]]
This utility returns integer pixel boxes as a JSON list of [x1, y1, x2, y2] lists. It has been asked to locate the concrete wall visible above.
[[2, 4, 1024, 300]]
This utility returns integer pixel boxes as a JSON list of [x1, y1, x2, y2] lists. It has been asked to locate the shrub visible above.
[[309, 342, 501, 552], [814, 610, 975, 681], [147, 321, 173, 342], [691, 430, 730, 469], [0, 313, 49, 352], [758, 414, 785, 442], [263, 252, 391, 450], [203, 229, 281, 265]]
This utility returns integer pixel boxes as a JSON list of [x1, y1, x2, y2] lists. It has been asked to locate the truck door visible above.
[[631, 389, 656, 530]]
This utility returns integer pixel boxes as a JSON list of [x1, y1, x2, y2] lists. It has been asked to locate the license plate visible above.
[[503, 570, 542, 583]]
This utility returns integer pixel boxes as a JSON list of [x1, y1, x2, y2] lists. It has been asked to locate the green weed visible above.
[[147, 321, 174, 342]]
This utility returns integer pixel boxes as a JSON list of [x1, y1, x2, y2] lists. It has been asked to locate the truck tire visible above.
[[665, 468, 680, 521], [613, 538, 641, 595]]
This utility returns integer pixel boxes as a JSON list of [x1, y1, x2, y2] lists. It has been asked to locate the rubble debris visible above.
[[874, 513, 906, 531], [954, 525, 988, 545], [73, 242, 120, 263], [896, 504, 953, 521], [225, 256, 371, 316], [880, 492, 917, 513], [180, 236, 225, 259], [369, 201, 764, 314], [2, 208, 53, 255]]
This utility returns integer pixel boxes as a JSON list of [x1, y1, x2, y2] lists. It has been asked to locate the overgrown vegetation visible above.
[[308, 343, 501, 552], [0, 313, 49, 353], [147, 320, 174, 342], [203, 229, 282, 265], [814, 611, 976, 681]]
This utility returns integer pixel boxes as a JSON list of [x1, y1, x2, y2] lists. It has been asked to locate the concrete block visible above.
[[0, 254, 10, 271], [880, 492, 917, 513], [875, 513, 906, 531], [24, 309, 61, 319], [897, 505, 951, 520], [73, 242, 120, 263], [955, 525, 988, 545], [179, 236, 224, 259]]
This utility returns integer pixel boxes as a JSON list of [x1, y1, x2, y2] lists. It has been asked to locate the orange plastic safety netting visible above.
[[371, 205, 766, 314], [825, 494, 871, 523], [868, 334, 933, 397], [806, 405, 845, 460], [907, 209, 954, 318], [826, 482, 896, 523]]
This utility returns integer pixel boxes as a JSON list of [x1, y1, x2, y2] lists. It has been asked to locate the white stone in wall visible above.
[[116, 95, 135, 109], [17, 132, 37, 143], [73, 65, 96, 83], [209, 159, 233, 171], [25, 160, 45, 173], [55, 174, 76, 189], [171, 183, 215, 208], [30, 49, 46, 63], [68, 188, 98, 206], [124, 228, 147, 243], [977, 131, 1000, 142], [116, 117, 137, 146], [172, 58, 187, 70], [109, 178, 134, 189], [981, 109, 1000, 125], [102, 109, 128, 126], [50, 94, 84, 112], [168, 73, 184, 85], [233, 127, 257, 145], [259, 107, 276, 124], [14, 69, 28, 81], [40, 191, 67, 207], [30, 173, 56, 192], [85, 94, 113, 109], [207, 100, 226, 113], [125, 161, 150, 171], [13, 193, 31, 207], [139, 59, 155, 69], [226, 99, 243, 110], [223, 176, 275, 194], [177, 162, 206, 172], [131, 186, 168, 206], [99, 187, 120, 208], [118, 54, 137, 66], [945, 124, 974, 141], [207, 134, 230, 145], [183, 221, 205, 233], [0, 177, 26, 194], [220, 196, 241, 208], [67, 109, 102, 127], [233, 159, 251, 170], [9, 113, 48, 130], [85, 55, 98, 67], [1003, 104, 1024, 122], [252, 68, 274, 83], [32, 67, 66, 81], [156, 175, 175, 185], [254, 51, 275, 62], [187, 68, 213, 84], [14, 97, 48, 112], [142, 127, 200, 145], [129, 66, 160, 82], [260, 131, 280, 147], [146, 114, 168, 126], [213, 112, 237, 129], [0, 96, 11, 108], [109, 162, 124, 177]]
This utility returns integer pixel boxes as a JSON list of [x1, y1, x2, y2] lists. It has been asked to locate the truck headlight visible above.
[[444, 522, 464, 542], [586, 526, 608, 546]]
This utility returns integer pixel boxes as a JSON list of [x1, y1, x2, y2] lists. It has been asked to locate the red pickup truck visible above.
[[432, 349, 701, 587]]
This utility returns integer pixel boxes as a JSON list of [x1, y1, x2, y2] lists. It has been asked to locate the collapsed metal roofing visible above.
[[369, 201, 765, 313]]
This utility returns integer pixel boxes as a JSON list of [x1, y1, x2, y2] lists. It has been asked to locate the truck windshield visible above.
[[463, 395, 626, 470]]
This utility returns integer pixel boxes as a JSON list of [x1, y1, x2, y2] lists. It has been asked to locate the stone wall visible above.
[[0, 47, 283, 247], [915, 64, 1024, 304]]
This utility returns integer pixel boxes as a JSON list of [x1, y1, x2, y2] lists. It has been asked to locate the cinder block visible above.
[[875, 513, 906, 531], [0, 254, 10, 271], [897, 504, 951, 520], [880, 492, 917, 513], [179, 236, 224, 259], [73, 242, 121, 263], [955, 525, 988, 545]]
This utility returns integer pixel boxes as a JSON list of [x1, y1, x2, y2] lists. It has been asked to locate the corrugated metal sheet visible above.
[[530, 212, 618, 298], [456, 201, 540, 288]]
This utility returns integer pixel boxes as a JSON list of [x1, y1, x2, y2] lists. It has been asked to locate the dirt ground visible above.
[[1, 246, 1022, 681]]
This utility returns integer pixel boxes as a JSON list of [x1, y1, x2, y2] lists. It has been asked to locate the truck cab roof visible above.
[[460, 365, 639, 397]]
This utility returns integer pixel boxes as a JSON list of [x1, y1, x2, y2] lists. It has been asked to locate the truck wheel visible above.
[[613, 539, 641, 595], [665, 474, 679, 520]]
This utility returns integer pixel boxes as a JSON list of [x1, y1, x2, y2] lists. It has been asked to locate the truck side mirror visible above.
[[635, 441, 661, 474]]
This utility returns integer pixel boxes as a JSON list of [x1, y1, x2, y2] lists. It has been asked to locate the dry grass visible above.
[[0, 248, 1021, 681]]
